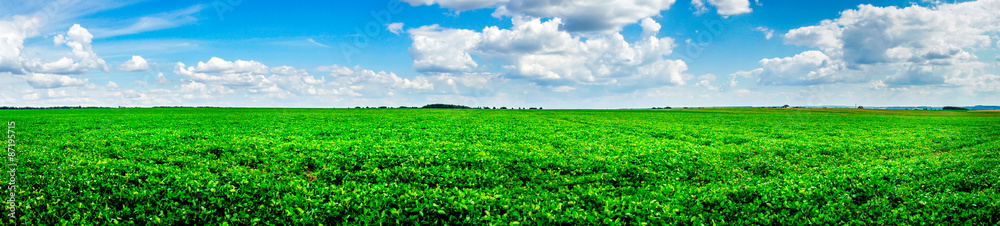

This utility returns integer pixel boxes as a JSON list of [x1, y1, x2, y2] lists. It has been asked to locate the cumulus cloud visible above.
[[14, 73, 90, 89], [746, 1, 1000, 91], [174, 57, 270, 86], [640, 18, 662, 37], [755, 26, 774, 39], [948, 73, 1000, 92], [406, 0, 677, 33], [868, 80, 888, 90], [691, 0, 708, 14], [19, 24, 109, 76], [177, 80, 234, 99], [696, 74, 719, 91], [408, 17, 689, 90], [316, 65, 356, 77], [155, 72, 170, 84], [326, 65, 435, 97], [387, 22, 405, 35], [494, 0, 677, 32], [706, 0, 752, 16], [755, 51, 851, 86], [119, 55, 149, 72], [2, 18, 107, 76], [0, 15, 42, 74], [1, 19, 102, 89], [174, 57, 442, 98], [268, 66, 327, 96], [402, 0, 509, 11], [408, 25, 481, 73], [692, 0, 752, 16], [785, 2, 998, 68]]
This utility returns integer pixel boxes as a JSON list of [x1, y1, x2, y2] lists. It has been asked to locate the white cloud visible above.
[[408, 17, 688, 89], [785, 2, 998, 68], [90, 4, 206, 38], [552, 86, 576, 92], [868, 80, 887, 90], [387, 22, 405, 35], [175, 57, 440, 98], [177, 80, 234, 99], [754, 26, 774, 40], [0, 18, 99, 90], [706, 0, 752, 16], [949, 74, 1000, 92], [268, 66, 327, 96], [756, 50, 850, 86], [26, 24, 108, 74], [327, 65, 435, 97], [755, 1, 1000, 88], [14, 72, 89, 89], [174, 57, 270, 86], [406, 0, 678, 33], [402, 0, 509, 11], [307, 38, 329, 48], [691, 0, 708, 15], [155, 72, 170, 84], [316, 65, 356, 77], [494, 0, 678, 32], [696, 74, 719, 91], [0, 15, 43, 74], [640, 18, 662, 37], [408, 25, 481, 73], [119, 55, 149, 72]]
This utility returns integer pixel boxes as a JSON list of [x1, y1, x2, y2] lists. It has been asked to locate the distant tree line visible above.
[[0, 106, 118, 109], [0, 106, 231, 109], [422, 104, 471, 109], [348, 104, 545, 109]]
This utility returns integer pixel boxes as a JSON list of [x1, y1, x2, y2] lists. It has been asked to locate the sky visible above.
[[1, 0, 998, 108]]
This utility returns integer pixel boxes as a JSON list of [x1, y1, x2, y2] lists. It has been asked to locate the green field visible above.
[[3, 108, 999, 225]]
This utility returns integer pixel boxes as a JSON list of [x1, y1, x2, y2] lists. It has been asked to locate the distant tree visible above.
[[782, 104, 790, 108], [422, 104, 471, 109], [943, 106, 969, 111], [500, 107, 507, 109]]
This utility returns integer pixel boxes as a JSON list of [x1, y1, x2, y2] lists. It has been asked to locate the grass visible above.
[[2, 108, 998, 225]]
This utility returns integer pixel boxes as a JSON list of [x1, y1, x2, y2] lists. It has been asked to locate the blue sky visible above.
[[1, 0, 998, 108]]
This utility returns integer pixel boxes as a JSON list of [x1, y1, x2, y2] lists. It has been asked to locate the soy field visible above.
[[3, 108, 998, 225]]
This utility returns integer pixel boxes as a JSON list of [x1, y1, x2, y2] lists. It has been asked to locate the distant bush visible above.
[[943, 106, 969, 111], [422, 104, 471, 109]]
